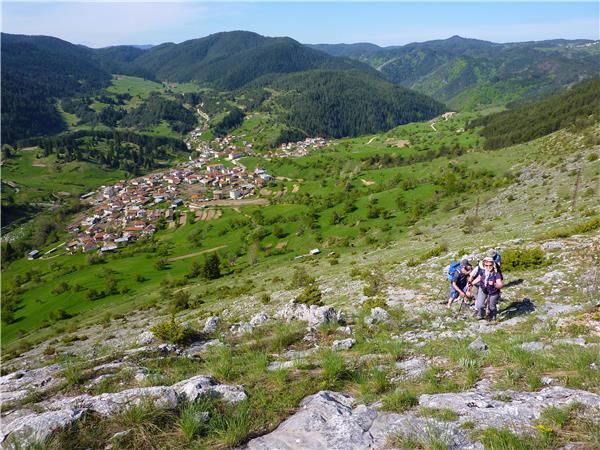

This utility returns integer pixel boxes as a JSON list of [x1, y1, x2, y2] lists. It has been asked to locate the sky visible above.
[[2, 1, 599, 48]]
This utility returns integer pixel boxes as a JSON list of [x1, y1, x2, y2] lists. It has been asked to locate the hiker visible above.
[[447, 259, 473, 308], [487, 248, 502, 270], [472, 256, 504, 320], [468, 250, 501, 299]]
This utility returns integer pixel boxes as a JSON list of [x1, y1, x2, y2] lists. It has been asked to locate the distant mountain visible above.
[[107, 31, 379, 89], [472, 76, 600, 149], [308, 36, 600, 109], [253, 70, 445, 138], [2, 31, 442, 144], [1, 33, 111, 144]]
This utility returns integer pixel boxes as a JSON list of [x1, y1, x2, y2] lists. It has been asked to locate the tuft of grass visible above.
[[176, 399, 212, 441], [418, 407, 460, 421], [381, 388, 418, 412], [320, 350, 350, 386]]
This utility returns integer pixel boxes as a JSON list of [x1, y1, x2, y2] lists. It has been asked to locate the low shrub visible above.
[[536, 217, 600, 240], [294, 284, 323, 306], [150, 316, 192, 344], [502, 247, 547, 271], [289, 266, 316, 288]]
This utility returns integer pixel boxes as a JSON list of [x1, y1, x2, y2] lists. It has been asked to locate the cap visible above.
[[460, 258, 470, 267], [487, 249, 497, 258]]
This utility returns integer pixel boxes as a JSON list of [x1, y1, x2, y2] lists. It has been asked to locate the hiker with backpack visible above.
[[468, 249, 501, 299], [472, 256, 504, 320], [447, 259, 473, 309]]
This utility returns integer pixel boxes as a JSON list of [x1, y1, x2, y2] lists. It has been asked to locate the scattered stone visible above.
[[364, 307, 390, 326], [137, 331, 155, 346], [541, 376, 556, 386], [1, 374, 245, 448], [267, 361, 295, 371], [185, 339, 223, 357], [283, 348, 318, 359], [202, 316, 220, 334], [520, 341, 549, 352], [468, 337, 488, 352], [554, 337, 587, 347], [250, 312, 269, 327], [230, 322, 253, 335], [275, 301, 339, 326], [331, 338, 356, 351], [337, 326, 353, 335], [541, 271, 566, 283], [395, 357, 429, 380]]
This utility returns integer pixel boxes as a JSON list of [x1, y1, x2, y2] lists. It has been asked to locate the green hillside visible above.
[[310, 36, 600, 109], [472, 76, 600, 149]]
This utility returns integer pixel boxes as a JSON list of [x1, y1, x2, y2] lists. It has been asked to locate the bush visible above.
[[260, 293, 271, 305], [49, 308, 72, 320], [502, 247, 547, 272], [203, 253, 221, 280], [150, 316, 192, 344], [295, 284, 323, 306], [362, 268, 386, 297], [536, 217, 600, 240], [289, 266, 315, 288]]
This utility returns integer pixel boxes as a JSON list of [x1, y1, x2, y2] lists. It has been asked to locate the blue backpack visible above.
[[447, 262, 461, 281]]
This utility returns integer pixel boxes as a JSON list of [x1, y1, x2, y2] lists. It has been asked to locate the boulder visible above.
[[267, 361, 295, 371], [364, 307, 390, 326], [276, 301, 338, 326], [250, 312, 269, 327], [520, 341, 549, 352], [395, 357, 429, 380], [1, 373, 245, 449], [0, 365, 62, 404], [331, 338, 356, 351], [172, 375, 246, 404], [203, 316, 220, 334], [468, 337, 488, 352], [230, 322, 254, 335], [244, 391, 377, 450], [184, 339, 223, 358], [1, 409, 84, 450], [137, 331, 156, 346]]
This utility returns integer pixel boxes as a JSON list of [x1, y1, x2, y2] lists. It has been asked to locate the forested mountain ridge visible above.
[[252, 70, 446, 138], [308, 36, 600, 109], [96, 31, 380, 89], [471, 76, 600, 149], [1, 33, 112, 143], [1, 31, 443, 144]]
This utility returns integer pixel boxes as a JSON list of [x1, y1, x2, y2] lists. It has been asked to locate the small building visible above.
[[100, 243, 118, 253], [213, 190, 224, 200], [309, 248, 321, 255], [27, 250, 40, 260], [229, 189, 242, 200]]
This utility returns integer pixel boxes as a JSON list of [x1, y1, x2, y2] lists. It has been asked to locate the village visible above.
[[38, 133, 330, 258]]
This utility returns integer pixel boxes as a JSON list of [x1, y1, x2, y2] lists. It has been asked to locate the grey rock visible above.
[[370, 307, 390, 323], [202, 316, 220, 334], [111, 428, 132, 441], [137, 331, 156, 346], [172, 375, 246, 404], [283, 347, 318, 359], [244, 391, 377, 450], [395, 357, 429, 380], [1, 409, 84, 450], [185, 339, 223, 357], [337, 326, 353, 335], [468, 337, 488, 352], [331, 338, 356, 351], [267, 361, 295, 371], [230, 322, 254, 335], [275, 301, 339, 326], [520, 341, 549, 352], [0, 365, 62, 404], [250, 312, 269, 327], [554, 337, 587, 347], [541, 271, 566, 283]]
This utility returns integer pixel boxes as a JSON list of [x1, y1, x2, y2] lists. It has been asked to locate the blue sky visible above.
[[2, 2, 598, 48]]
